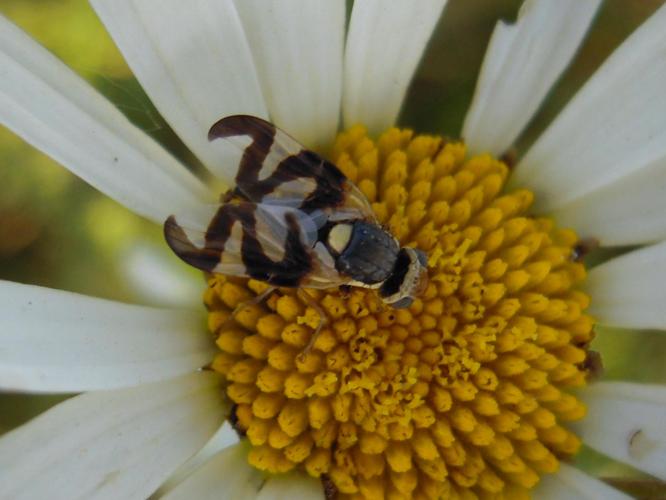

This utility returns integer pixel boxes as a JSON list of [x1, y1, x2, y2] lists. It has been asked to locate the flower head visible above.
[[207, 127, 593, 498]]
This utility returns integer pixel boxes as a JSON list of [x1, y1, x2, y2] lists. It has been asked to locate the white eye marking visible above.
[[328, 223, 353, 254]]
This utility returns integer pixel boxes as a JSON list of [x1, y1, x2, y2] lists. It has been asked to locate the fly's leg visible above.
[[297, 289, 328, 359], [338, 284, 352, 299], [224, 286, 277, 326]]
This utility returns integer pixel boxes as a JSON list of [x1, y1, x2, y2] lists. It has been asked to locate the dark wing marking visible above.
[[164, 202, 345, 288], [208, 115, 373, 217]]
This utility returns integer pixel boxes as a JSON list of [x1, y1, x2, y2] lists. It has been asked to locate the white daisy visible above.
[[1, 0, 665, 498]]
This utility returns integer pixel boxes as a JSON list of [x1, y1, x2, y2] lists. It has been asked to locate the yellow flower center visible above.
[[206, 126, 594, 499]]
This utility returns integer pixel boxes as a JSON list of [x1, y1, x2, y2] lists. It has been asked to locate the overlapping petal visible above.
[[255, 473, 324, 500], [162, 442, 323, 500], [463, 0, 601, 156], [157, 422, 239, 496], [121, 242, 204, 308], [548, 154, 666, 246], [161, 443, 263, 499], [512, 3, 666, 246]]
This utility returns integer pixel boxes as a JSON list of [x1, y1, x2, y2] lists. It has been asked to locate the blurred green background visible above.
[[1, 0, 665, 496]]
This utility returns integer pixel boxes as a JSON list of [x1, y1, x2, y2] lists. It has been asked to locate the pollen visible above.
[[207, 126, 594, 499]]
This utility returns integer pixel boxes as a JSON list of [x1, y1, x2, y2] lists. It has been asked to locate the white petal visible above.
[[256, 473, 324, 500], [343, 0, 448, 136], [157, 422, 239, 496], [462, 0, 601, 156], [550, 147, 666, 246], [0, 281, 215, 393], [0, 14, 206, 224], [90, 0, 267, 184], [234, 0, 345, 150], [573, 382, 666, 481], [585, 242, 666, 330], [0, 372, 227, 500], [161, 442, 264, 500], [512, 4, 666, 221], [535, 463, 631, 500]]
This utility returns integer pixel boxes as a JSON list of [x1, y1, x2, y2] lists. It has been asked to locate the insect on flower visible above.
[[164, 115, 429, 319]]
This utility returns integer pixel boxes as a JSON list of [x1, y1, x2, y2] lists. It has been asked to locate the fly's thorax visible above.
[[379, 247, 429, 308], [321, 219, 428, 302], [322, 219, 400, 285]]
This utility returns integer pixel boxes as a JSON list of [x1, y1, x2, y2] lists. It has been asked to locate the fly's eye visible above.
[[391, 296, 414, 309]]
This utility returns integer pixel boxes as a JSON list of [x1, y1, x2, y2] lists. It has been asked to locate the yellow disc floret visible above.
[[207, 126, 594, 499]]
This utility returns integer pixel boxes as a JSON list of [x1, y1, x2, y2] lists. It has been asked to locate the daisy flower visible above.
[[1, 0, 666, 498]]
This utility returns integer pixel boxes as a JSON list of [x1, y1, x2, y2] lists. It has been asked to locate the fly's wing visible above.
[[208, 115, 376, 219], [164, 201, 347, 288]]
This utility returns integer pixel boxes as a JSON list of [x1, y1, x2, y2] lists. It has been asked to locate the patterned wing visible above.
[[208, 115, 375, 219], [164, 201, 346, 288]]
